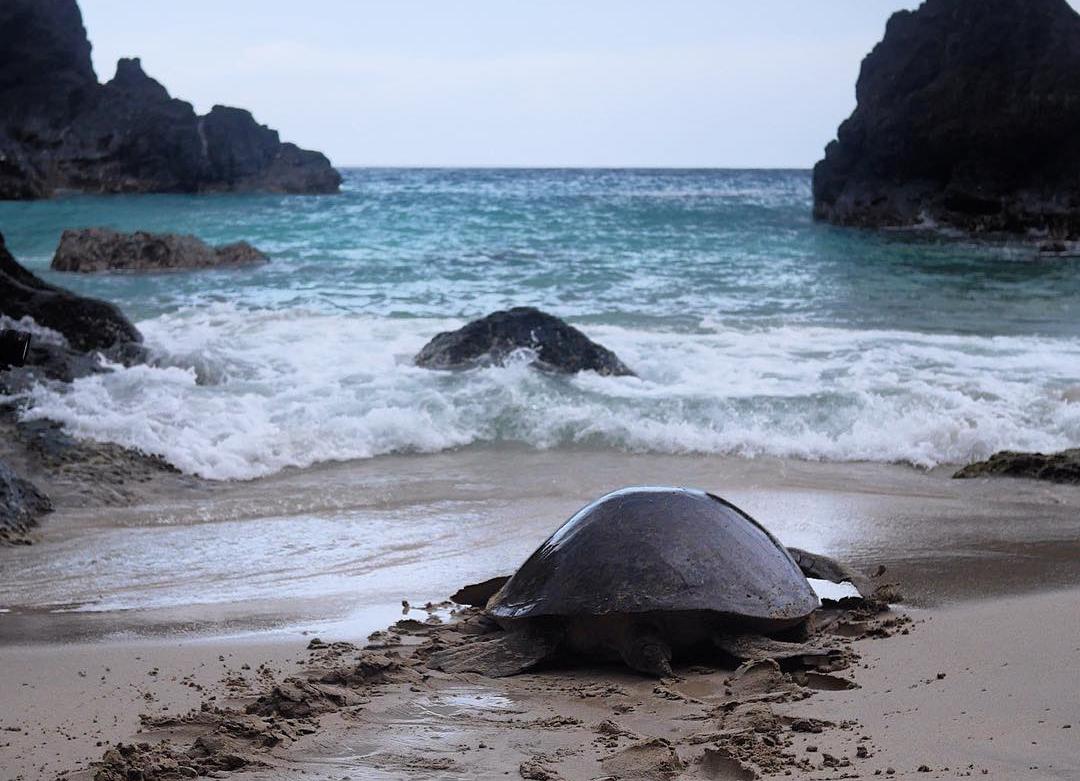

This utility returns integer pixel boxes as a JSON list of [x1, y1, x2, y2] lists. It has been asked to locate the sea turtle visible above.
[[430, 486, 871, 678]]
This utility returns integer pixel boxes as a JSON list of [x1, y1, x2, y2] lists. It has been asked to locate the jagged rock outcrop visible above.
[[1, 231, 143, 384], [814, 0, 1080, 236], [1, 231, 141, 351], [52, 228, 268, 273], [0, 0, 341, 199], [0, 458, 52, 542], [954, 449, 1080, 484], [415, 307, 635, 376], [0, 231, 179, 544]]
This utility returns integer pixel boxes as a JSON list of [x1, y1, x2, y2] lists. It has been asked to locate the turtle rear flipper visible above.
[[427, 630, 560, 677], [714, 633, 847, 671]]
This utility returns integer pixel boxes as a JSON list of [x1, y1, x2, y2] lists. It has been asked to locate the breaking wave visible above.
[[14, 303, 1080, 480]]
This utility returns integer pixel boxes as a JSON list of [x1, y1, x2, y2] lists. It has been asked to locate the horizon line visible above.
[[334, 164, 815, 171]]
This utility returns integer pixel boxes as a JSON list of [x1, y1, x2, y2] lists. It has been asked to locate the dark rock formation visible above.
[[52, 228, 268, 273], [0, 1, 341, 199], [1, 232, 141, 351], [954, 449, 1080, 484], [0, 231, 184, 542], [814, 0, 1080, 236], [1, 231, 143, 384], [415, 307, 635, 376], [0, 328, 30, 367], [0, 410, 187, 531], [1, 340, 115, 386], [0, 458, 52, 542]]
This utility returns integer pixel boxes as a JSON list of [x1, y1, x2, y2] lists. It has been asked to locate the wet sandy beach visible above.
[[1, 449, 1079, 779]]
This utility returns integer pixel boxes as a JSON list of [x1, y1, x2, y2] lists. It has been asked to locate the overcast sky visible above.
[[75, 1, 936, 168]]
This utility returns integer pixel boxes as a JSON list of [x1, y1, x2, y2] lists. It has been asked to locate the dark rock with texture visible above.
[[954, 449, 1080, 484], [814, 0, 1080, 236], [2, 341, 105, 386], [0, 328, 30, 367], [0, 458, 52, 541], [0, 1, 340, 199], [52, 228, 268, 273], [415, 307, 635, 376], [1, 231, 143, 384]]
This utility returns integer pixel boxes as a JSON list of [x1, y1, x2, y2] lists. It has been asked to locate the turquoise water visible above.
[[1, 169, 1078, 479]]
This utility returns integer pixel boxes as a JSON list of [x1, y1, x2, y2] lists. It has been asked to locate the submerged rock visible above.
[[52, 228, 268, 273], [4, 341, 106, 385], [415, 307, 634, 376], [0, 1, 340, 199], [814, 0, 1080, 236], [954, 449, 1080, 484], [0, 458, 52, 541], [0, 231, 142, 353]]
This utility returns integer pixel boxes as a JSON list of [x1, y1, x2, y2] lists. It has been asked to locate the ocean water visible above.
[[1, 168, 1078, 481]]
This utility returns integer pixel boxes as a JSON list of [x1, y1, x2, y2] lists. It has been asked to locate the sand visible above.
[[1, 449, 1079, 779], [1, 589, 1076, 780], [781, 590, 1080, 779], [0, 635, 306, 780]]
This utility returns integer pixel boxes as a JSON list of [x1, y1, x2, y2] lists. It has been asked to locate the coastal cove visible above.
[[6, 0, 1080, 778], [1, 169, 1078, 481]]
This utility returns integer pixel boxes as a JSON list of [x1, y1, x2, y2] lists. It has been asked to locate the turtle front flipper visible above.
[[450, 575, 511, 607], [427, 628, 560, 678], [786, 547, 873, 599], [619, 632, 674, 678]]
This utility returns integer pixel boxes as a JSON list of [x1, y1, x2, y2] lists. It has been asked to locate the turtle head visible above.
[[620, 629, 674, 678]]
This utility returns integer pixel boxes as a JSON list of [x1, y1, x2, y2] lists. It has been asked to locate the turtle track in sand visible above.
[[84, 590, 911, 781]]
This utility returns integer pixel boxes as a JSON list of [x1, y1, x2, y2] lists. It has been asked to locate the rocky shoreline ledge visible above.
[[954, 449, 1080, 485], [0, 0, 340, 199], [0, 413, 189, 544], [0, 231, 204, 543], [0, 456, 52, 544]]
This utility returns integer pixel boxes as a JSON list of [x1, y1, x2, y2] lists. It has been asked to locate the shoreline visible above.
[[3, 448, 1080, 644]]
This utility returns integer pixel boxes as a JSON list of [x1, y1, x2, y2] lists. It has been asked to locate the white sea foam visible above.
[[0, 315, 68, 346], [11, 303, 1080, 480]]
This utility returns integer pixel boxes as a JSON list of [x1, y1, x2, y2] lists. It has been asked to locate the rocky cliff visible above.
[[0, 0, 341, 199], [813, 0, 1080, 236]]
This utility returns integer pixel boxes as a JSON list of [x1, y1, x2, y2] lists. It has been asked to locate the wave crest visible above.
[[11, 304, 1079, 480]]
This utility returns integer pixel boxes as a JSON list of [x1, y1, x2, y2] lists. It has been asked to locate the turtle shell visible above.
[[488, 487, 818, 628]]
